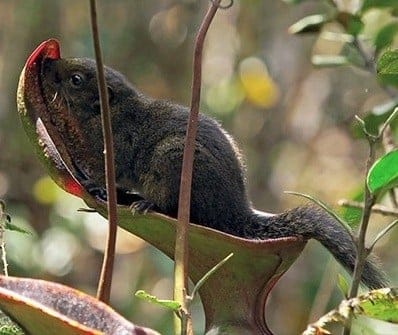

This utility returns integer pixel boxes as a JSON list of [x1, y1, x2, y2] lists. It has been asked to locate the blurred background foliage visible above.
[[0, 0, 397, 334]]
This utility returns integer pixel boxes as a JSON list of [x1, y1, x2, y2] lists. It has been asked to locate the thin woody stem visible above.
[[89, 0, 118, 304], [174, 1, 222, 334]]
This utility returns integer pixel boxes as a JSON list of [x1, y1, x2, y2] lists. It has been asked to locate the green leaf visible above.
[[377, 49, 398, 87], [337, 274, 349, 298], [303, 288, 398, 334], [0, 309, 25, 335], [288, 14, 330, 34], [375, 22, 398, 55], [311, 55, 349, 67], [351, 99, 398, 138], [4, 222, 31, 235], [361, 0, 398, 13], [367, 150, 398, 194], [360, 289, 398, 321], [135, 290, 181, 312]]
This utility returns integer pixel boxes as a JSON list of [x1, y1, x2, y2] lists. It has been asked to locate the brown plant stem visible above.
[[0, 201, 8, 276], [348, 142, 376, 299], [342, 138, 376, 335], [342, 109, 398, 334], [173, 1, 222, 334], [89, 0, 118, 304]]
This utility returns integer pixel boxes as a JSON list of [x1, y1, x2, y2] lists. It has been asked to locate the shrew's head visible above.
[[40, 57, 137, 123], [38, 57, 137, 184]]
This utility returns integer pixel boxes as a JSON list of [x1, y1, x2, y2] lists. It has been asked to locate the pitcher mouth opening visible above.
[[18, 39, 88, 198], [27, 38, 60, 68]]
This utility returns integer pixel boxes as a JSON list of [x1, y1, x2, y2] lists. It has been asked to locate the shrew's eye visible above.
[[70, 73, 84, 88]]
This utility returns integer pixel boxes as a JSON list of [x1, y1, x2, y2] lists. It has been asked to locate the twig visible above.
[[369, 219, 398, 252], [89, 0, 118, 304], [338, 199, 398, 217], [342, 132, 375, 335], [174, 1, 223, 334], [352, 37, 374, 73], [350, 36, 397, 98], [347, 143, 375, 299], [0, 201, 8, 276]]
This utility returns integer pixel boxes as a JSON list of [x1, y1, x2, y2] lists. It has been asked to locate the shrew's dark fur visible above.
[[40, 58, 388, 289]]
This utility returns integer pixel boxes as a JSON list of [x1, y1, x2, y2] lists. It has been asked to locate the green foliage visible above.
[[288, 14, 330, 34], [367, 149, 398, 194], [311, 55, 349, 67], [285, 0, 398, 333], [375, 23, 398, 55], [303, 288, 398, 334], [135, 290, 181, 312], [0, 201, 30, 236], [352, 99, 398, 138], [0, 309, 24, 335], [377, 50, 398, 87]]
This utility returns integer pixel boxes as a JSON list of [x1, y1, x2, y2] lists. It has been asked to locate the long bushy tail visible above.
[[245, 206, 388, 289]]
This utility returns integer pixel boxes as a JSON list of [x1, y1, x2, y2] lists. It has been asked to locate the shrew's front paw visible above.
[[87, 185, 107, 201], [130, 199, 158, 215]]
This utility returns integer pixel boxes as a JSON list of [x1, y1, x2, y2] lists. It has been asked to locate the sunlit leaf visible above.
[[377, 49, 398, 87], [375, 22, 398, 54], [303, 288, 398, 335], [288, 14, 329, 34], [0, 309, 24, 335], [4, 222, 31, 235], [311, 55, 349, 67], [351, 99, 398, 138], [135, 290, 181, 312], [0, 202, 30, 235], [367, 150, 398, 194]]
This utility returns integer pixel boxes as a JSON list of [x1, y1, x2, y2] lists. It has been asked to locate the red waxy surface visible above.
[[27, 38, 60, 68]]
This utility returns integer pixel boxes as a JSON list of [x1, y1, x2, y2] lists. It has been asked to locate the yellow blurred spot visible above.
[[239, 57, 280, 108], [33, 176, 59, 204]]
